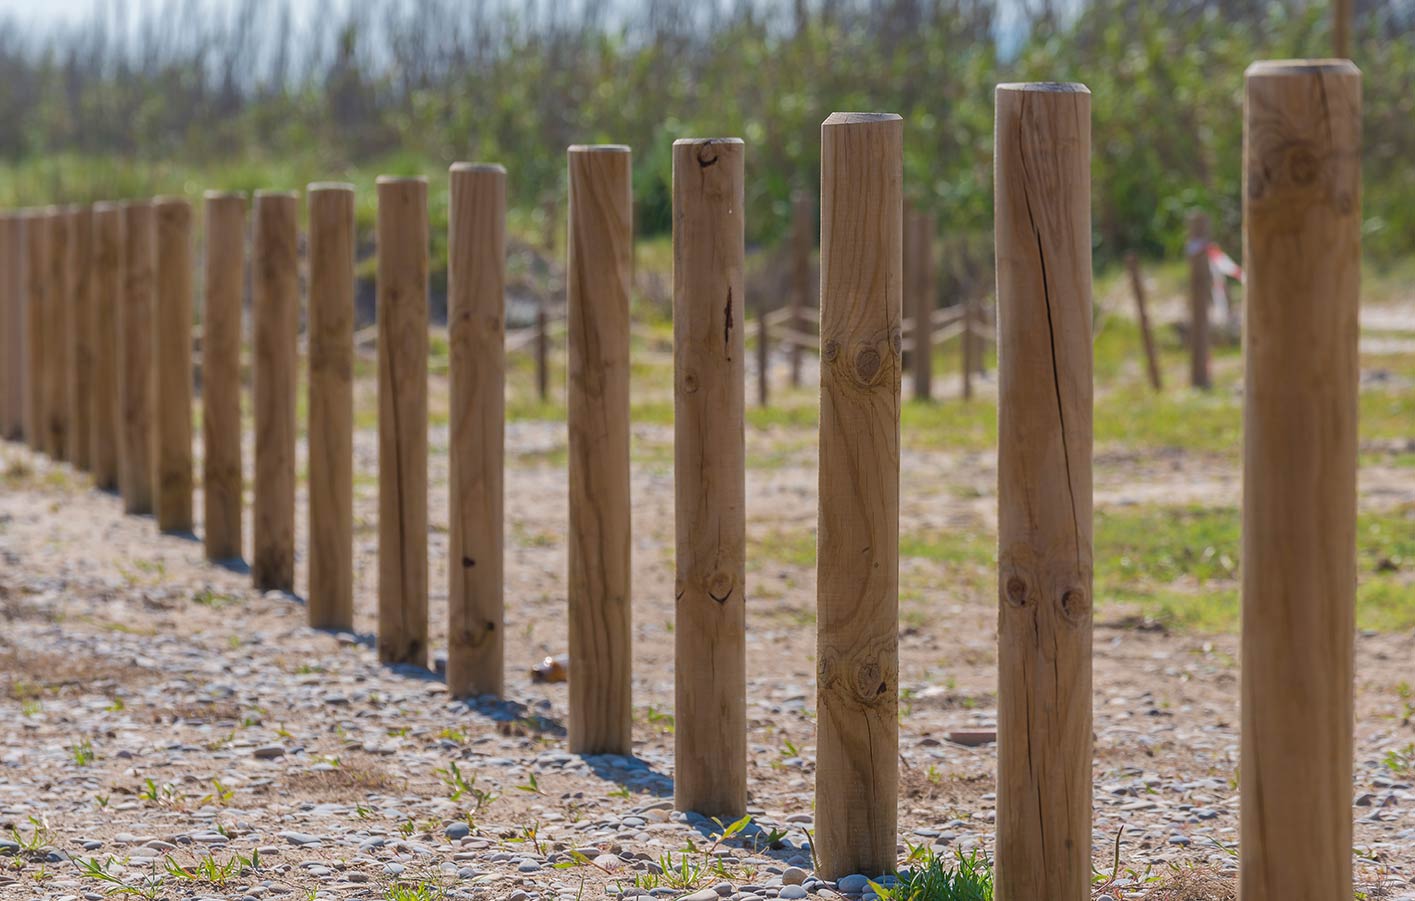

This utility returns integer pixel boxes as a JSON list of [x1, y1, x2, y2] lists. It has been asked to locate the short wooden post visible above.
[[911, 209, 935, 402], [252, 191, 298, 592], [1125, 252, 1163, 391], [1186, 211, 1211, 390], [90, 204, 122, 490], [814, 112, 902, 880], [153, 197, 194, 533], [69, 205, 94, 470], [119, 201, 155, 513], [788, 189, 811, 389], [376, 176, 430, 666], [1, 213, 21, 440], [1240, 59, 1360, 901], [672, 138, 747, 817], [756, 302, 769, 407], [24, 210, 46, 451], [202, 193, 246, 560], [447, 163, 506, 698], [44, 207, 71, 461], [535, 300, 549, 403], [307, 183, 356, 628], [566, 145, 633, 754], [994, 83, 1094, 901]]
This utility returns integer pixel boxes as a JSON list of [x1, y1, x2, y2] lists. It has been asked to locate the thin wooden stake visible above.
[[789, 189, 811, 389], [1334, 0, 1353, 59], [24, 210, 46, 452], [376, 176, 430, 667], [1125, 252, 1163, 391], [307, 183, 356, 629], [1, 213, 21, 440], [202, 192, 247, 560], [153, 197, 194, 533], [447, 163, 506, 698], [119, 201, 155, 513], [814, 112, 902, 880], [535, 300, 549, 403], [994, 82, 1094, 901], [566, 145, 633, 754], [961, 298, 974, 401], [90, 203, 123, 490], [70, 205, 94, 470], [252, 191, 298, 592], [45, 207, 71, 461], [672, 138, 747, 818], [911, 209, 935, 402], [1186, 211, 1211, 390], [756, 303, 769, 407], [1240, 59, 1361, 901]]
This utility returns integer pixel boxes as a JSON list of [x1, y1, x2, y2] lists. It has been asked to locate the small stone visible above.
[[253, 745, 286, 760], [681, 891, 721, 901], [445, 822, 471, 840], [780, 887, 808, 900], [278, 832, 321, 846], [837, 874, 871, 893], [782, 867, 807, 885]]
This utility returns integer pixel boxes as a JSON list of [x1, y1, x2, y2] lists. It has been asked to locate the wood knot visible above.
[[1060, 586, 1090, 623], [1004, 575, 1031, 608], [822, 338, 839, 361], [707, 571, 734, 604], [1287, 145, 1320, 186], [854, 346, 882, 384], [890, 327, 902, 356], [682, 371, 699, 394]]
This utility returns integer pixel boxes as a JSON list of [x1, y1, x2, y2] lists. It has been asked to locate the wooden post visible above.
[[24, 210, 46, 451], [1125, 253, 1163, 391], [202, 193, 246, 560], [376, 176, 430, 667], [535, 300, 549, 403], [961, 299, 974, 401], [994, 83, 1093, 901], [1, 213, 21, 440], [1186, 211, 1211, 390], [90, 204, 122, 490], [756, 302, 769, 407], [1240, 59, 1360, 901], [119, 201, 155, 513], [1334, 0, 1352, 59], [153, 197, 194, 533], [911, 209, 935, 402], [252, 191, 298, 592], [447, 163, 506, 698], [307, 183, 356, 628], [70, 205, 94, 470], [672, 138, 747, 817], [814, 112, 902, 880], [788, 189, 811, 389], [44, 207, 71, 461], [566, 145, 633, 754]]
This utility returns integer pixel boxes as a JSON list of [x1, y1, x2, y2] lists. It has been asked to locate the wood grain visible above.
[[154, 197, 194, 533], [376, 176, 430, 667], [993, 82, 1093, 901], [69, 205, 94, 470], [90, 203, 123, 490], [119, 201, 155, 514], [24, 210, 46, 450], [447, 163, 506, 698], [307, 183, 356, 629], [202, 192, 247, 561], [672, 138, 746, 817], [0, 213, 21, 439], [1240, 58, 1361, 901], [252, 191, 298, 592], [566, 145, 633, 755], [44, 207, 71, 460], [814, 112, 902, 881]]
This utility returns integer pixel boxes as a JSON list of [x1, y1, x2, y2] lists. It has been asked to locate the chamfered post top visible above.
[[307, 182, 355, 193], [253, 189, 298, 199], [374, 175, 428, 186], [672, 137, 744, 147], [1245, 58, 1361, 79], [822, 112, 902, 128], [996, 82, 1090, 95], [449, 162, 506, 175], [203, 190, 247, 201], [567, 144, 631, 154]]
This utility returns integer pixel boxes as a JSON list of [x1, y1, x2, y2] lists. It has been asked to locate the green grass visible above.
[[872, 848, 993, 901]]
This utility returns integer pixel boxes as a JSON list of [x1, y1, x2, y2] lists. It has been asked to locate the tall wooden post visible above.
[[961, 300, 975, 401], [44, 208, 71, 461], [1186, 211, 1211, 390], [202, 192, 246, 561], [90, 204, 122, 490], [24, 210, 47, 452], [1125, 253, 1163, 391], [535, 301, 549, 403], [69, 205, 94, 470], [814, 112, 902, 880], [307, 183, 356, 629], [376, 176, 430, 667], [911, 209, 935, 402], [672, 138, 747, 817], [153, 197, 194, 533], [756, 302, 769, 407], [1240, 59, 1360, 901], [447, 163, 506, 698], [994, 83, 1094, 901], [119, 201, 155, 513], [0, 213, 21, 440], [566, 145, 633, 754], [252, 191, 298, 593], [789, 189, 811, 389]]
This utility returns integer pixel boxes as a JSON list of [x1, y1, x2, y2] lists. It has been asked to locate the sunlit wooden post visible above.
[[672, 138, 747, 817], [24, 210, 46, 451], [69, 205, 94, 470], [447, 163, 506, 698], [789, 189, 811, 389], [90, 204, 122, 490], [1125, 253, 1163, 391], [1186, 211, 1211, 390], [1240, 59, 1361, 901], [307, 183, 356, 628], [814, 112, 902, 881], [202, 192, 246, 560], [153, 197, 194, 533], [44, 207, 71, 460], [376, 176, 430, 666], [0, 213, 21, 440], [994, 83, 1094, 901], [119, 201, 155, 513], [252, 191, 298, 592], [566, 145, 633, 754]]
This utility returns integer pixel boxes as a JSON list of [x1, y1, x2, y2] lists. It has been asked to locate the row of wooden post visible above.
[[0, 61, 1360, 899]]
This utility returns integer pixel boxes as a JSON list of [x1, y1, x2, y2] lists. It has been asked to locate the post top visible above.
[[307, 181, 355, 192], [996, 82, 1090, 94], [449, 162, 506, 175], [375, 175, 428, 186], [92, 201, 122, 214], [822, 112, 902, 127], [1246, 58, 1360, 78], [254, 189, 298, 200], [672, 137, 744, 147], [568, 144, 631, 154], [152, 195, 191, 207], [203, 190, 247, 201]]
